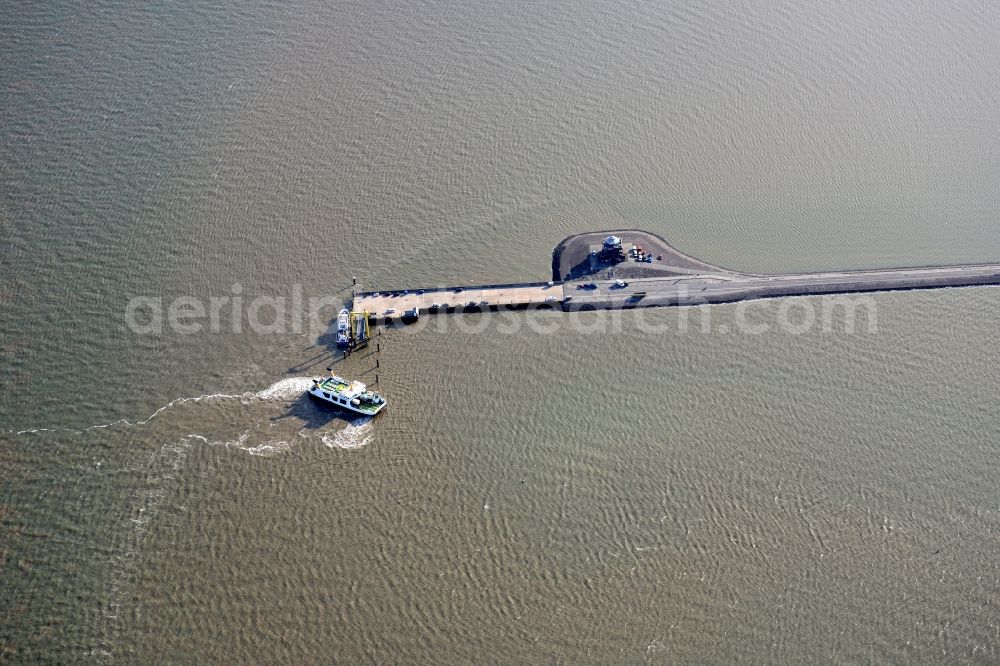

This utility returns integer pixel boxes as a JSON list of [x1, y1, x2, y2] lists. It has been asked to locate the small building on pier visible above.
[[596, 235, 626, 264]]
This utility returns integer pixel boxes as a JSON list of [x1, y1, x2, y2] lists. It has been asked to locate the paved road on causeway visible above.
[[562, 264, 1000, 309]]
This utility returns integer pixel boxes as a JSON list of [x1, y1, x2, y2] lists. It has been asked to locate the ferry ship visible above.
[[308, 374, 387, 416], [336, 308, 350, 347]]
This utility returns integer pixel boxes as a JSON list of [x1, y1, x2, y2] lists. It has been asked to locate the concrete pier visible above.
[[355, 230, 1000, 320], [354, 282, 561, 321]]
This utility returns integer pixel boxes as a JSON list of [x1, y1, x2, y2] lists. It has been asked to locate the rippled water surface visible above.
[[3, 0, 1000, 662]]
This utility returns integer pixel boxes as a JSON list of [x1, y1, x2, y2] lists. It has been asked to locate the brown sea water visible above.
[[2, 0, 1000, 662]]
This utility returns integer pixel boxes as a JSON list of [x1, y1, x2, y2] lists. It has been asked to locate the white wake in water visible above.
[[185, 431, 295, 457], [321, 416, 374, 450], [19, 377, 369, 659], [10, 375, 379, 459], [253, 377, 316, 401], [97, 436, 194, 662], [13, 377, 319, 436]]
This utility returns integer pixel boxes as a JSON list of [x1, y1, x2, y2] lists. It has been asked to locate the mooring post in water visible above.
[[376, 358, 380, 368], [375, 374, 379, 384]]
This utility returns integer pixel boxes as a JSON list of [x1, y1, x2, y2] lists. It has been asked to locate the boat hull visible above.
[[336, 308, 351, 347], [308, 386, 386, 416]]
